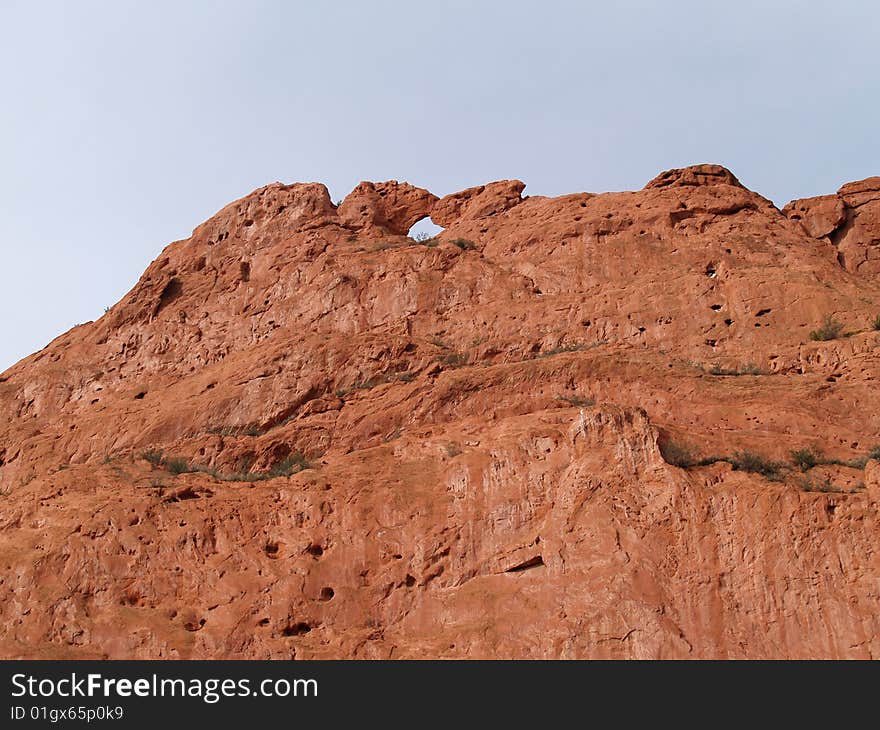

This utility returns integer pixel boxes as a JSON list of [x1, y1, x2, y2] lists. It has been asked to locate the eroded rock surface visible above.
[[2, 165, 880, 658], [784, 176, 880, 274]]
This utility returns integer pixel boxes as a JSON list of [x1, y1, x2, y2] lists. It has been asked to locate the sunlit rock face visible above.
[[2, 165, 880, 659]]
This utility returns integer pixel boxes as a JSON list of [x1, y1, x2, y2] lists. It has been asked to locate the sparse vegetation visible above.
[[164, 457, 191, 475], [413, 232, 439, 247], [351, 378, 381, 391], [659, 441, 697, 468], [444, 442, 462, 457], [872, 314, 880, 331], [790, 447, 820, 472], [798, 475, 864, 494], [143, 449, 312, 482], [532, 340, 607, 361], [335, 371, 416, 398], [728, 450, 783, 480], [440, 352, 469, 368], [809, 314, 844, 342], [798, 475, 842, 493], [709, 362, 766, 376], [264, 453, 311, 478], [660, 442, 782, 480], [785, 444, 880, 471], [142, 449, 164, 467], [847, 445, 880, 469], [450, 238, 476, 251], [556, 394, 596, 408], [372, 241, 401, 252]]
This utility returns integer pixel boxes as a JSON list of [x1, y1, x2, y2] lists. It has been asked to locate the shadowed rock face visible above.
[[2, 164, 880, 659]]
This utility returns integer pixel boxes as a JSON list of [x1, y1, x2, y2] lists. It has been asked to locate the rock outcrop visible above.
[[784, 176, 880, 274], [2, 164, 880, 659]]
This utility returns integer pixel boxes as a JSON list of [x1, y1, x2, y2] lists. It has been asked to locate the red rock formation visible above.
[[336, 181, 438, 236], [783, 176, 880, 274], [2, 165, 880, 659]]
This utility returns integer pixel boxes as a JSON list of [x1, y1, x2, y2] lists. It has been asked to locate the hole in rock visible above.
[[319, 587, 335, 601], [134, 392, 146, 400], [505, 555, 545, 573], [283, 622, 312, 637], [407, 216, 444, 241], [710, 304, 722, 311], [306, 543, 324, 558], [156, 277, 183, 314]]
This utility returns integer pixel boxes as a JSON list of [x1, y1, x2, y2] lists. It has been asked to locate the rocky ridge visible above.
[[2, 164, 880, 658]]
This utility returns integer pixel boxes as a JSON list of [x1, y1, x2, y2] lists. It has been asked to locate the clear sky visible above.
[[2, 0, 878, 371]]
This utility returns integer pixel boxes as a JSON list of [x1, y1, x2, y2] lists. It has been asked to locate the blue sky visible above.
[[2, 0, 878, 370]]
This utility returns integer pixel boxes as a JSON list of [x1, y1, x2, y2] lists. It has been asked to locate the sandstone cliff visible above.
[[2, 164, 880, 658]]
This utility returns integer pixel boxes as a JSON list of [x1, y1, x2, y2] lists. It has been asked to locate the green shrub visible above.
[[729, 450, 783, 480], [164, 457, 192, 475], [142, 449, 164, 467], [842, 445, 880, 469], [450, 238, 476, 251], [266, 453, 310, 478], [144, 447, 313, 481], [445, 443, 462, 457], [659, 441, 696, 468], [556, 394, 595, 407], [441, 352, 469, 368], [809, 315, 844, 342], [353, 378, 381, 390], [709, 363, 766, 376], [799, 475, 840, 493], [872, 314, 880, 331], [790, 447, 820, 472]]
